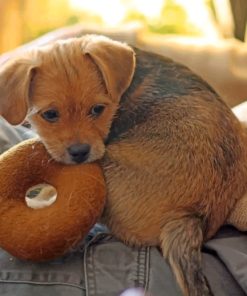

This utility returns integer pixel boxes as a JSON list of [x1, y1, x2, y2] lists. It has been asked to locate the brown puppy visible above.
[[0, 35, 247, 296]]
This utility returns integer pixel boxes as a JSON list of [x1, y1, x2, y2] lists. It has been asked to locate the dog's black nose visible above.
[[68, 144, 91, 163]]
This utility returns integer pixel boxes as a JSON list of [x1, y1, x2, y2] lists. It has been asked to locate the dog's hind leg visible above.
[[160, 211, 212, 296]]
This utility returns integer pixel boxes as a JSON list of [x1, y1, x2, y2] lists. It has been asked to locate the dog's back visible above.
[[102, 49, 247, 295]]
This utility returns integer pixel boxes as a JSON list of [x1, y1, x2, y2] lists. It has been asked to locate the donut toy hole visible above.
[[25, 184, 57, 209]]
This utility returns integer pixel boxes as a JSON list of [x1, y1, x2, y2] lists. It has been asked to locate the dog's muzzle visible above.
[[67, 143, 91, 163]]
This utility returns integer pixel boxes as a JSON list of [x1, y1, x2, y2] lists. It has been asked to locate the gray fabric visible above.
[[0, 117, 35, 154], [0, 228, 247, 296], [203, 253, 246, 296], [204, 226, 247, 295], [0, 232, 182, 296], [83, 234, 182, 296], [0, 247, 86, 296]]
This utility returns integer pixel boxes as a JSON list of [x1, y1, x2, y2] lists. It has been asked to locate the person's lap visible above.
[[0, 118, 246, 296]]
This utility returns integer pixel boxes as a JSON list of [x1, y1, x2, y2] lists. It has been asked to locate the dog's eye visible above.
[[41, 109, 59, 123], [90, 104, 105, 117]]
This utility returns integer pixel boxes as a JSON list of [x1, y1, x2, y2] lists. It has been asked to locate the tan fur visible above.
[[82, 35, 136, 101], [0, 58, 39, 124], [0, 35, 247, 296]]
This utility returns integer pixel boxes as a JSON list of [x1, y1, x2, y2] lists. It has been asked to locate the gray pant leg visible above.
[[0, 117, 35, 154], [1, 228, 246, 296]]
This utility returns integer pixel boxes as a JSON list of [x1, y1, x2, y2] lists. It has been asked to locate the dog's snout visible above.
[[68, 144, 91, 163]]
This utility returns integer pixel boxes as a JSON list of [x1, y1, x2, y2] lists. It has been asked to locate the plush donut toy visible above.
[[0, 138, 106, 261]]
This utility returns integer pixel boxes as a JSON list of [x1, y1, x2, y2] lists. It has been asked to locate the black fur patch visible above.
[[107, 48, 220, 143]]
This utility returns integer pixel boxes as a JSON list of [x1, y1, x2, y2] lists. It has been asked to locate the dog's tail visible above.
[[160, 211, 212, 296]]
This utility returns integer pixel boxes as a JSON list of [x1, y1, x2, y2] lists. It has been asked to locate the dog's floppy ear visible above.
[[82, 35, 136, 101], [0, 58, 37, 125]]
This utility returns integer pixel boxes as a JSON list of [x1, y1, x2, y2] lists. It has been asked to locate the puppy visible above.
[[1, 35, 247, 296]]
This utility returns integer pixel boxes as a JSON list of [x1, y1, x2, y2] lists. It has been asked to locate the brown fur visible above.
[[0, 35, 247, 296]]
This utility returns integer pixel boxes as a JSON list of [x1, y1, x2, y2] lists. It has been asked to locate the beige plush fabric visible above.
[[227, 103, 247, 231], [227, 193, 247, 231]]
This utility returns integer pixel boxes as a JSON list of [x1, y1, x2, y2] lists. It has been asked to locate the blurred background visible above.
[[0, 0, 247, 107], [0, 0, 246, 53]]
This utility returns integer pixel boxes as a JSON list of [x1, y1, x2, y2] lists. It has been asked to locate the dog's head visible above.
[[0, 35, 135, 163]]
